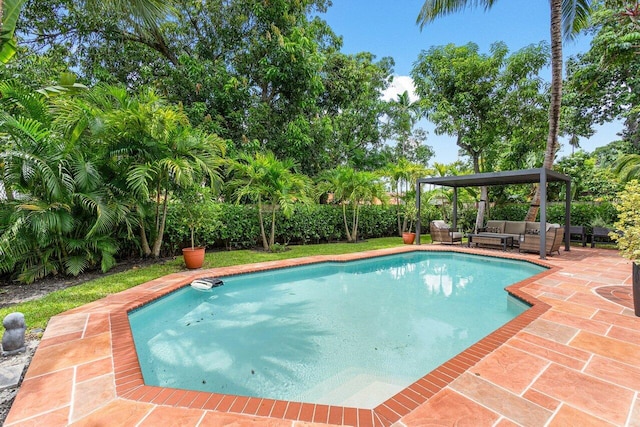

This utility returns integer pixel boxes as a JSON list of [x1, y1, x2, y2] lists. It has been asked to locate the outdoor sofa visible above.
[[480, 220, 544, 246], [479, 220, 563, 255]]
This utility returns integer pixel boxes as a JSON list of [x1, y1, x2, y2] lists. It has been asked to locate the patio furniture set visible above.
[[429, 220, 613, 256]]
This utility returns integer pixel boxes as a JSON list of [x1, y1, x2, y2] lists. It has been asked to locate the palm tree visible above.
[[100, 88, 225, 257], [383, 159, 426, 235], [614, 153, 640, 182], [417, 0, 592, 221], [319, 166, 388, 243], [388, 91, 421, 158], [569, 134, 581, 154], [228, 151, 314, 251], [57, 85, 226, 258]]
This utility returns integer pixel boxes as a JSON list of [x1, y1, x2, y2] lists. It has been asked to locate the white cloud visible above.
[[381, 75, 419, 103]]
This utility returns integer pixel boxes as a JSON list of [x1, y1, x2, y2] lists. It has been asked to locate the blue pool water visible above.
[[129, 252, 545, 408]]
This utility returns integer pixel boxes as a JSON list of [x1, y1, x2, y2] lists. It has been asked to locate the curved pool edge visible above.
[[7, 245, 562, 426]]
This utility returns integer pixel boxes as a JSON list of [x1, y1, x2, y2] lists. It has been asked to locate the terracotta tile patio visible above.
[[5, 245, 639, 426]]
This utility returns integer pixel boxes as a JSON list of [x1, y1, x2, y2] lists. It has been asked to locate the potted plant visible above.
[[176, 186, 209, 269], [401, 197, 417, 244], [611, 180, 640, 316]]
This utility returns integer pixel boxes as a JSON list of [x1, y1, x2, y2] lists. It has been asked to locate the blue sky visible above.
[[320, 0, 621, 165]]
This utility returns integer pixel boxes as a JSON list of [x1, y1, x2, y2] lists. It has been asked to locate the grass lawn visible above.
[[0, 235, 432, 332]]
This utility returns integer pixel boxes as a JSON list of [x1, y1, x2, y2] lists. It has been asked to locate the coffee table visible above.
[[467, 233, 514, 251]]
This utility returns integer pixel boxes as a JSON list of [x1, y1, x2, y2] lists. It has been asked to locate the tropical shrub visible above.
[[611, 180, 640, 263], [0, 81, 122, 283], [317, 167, 389, 242], [75, 86, 226, 258], [227, 151, 314, 251], [170, 186, 223, 250], [216, 204, 261, 250], [164, 202, 259, 251]]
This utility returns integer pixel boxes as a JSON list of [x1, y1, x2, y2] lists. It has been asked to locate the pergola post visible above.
[[452, 187, 458, 230], [416, 181, 421, 245], [565, 180, 571, 251], [540, 169, 547, 260]]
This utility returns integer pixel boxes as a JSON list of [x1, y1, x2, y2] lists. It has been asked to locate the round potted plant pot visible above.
[[402, 232, 416, 245], [182, 247, 206, 269]]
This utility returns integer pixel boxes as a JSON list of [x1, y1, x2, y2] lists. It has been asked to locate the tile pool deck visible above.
[[5, 245, 640, 426]]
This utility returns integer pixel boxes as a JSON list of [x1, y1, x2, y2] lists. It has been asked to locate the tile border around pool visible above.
[[104, 246, 556, 427]]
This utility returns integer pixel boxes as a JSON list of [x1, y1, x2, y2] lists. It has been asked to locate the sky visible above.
[[319, 0, 622, 165]]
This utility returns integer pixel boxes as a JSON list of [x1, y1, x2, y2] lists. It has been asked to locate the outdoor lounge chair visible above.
[[430, 220, 463, 245], [591, 226, 614, 248], [565, 225, 587, 247], [519, 225, 564, 256]]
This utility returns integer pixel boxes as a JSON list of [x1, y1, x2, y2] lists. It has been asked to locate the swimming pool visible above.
[[129, 252, 545, 408]]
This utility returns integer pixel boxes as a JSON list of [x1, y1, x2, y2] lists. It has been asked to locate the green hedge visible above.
[[163, 202, 398, 252], [274, 204, 344, 244], [164, 199, 617, 253]]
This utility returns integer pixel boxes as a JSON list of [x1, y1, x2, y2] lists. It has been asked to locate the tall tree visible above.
[[385, 90, 434, 165], [317, 51, 394, 171], [16, 0, 340, 175], [412, 42, 508, 231], [564, 2, 640, 150], [417, 0, 593, 221], [494, 43, 550, 171], [2, 0, 171, 63]]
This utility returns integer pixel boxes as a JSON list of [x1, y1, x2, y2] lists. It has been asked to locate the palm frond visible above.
[[64, 255, 91, 277], [126, 164, 154, 199], [1, 115, 50, 142], [84, 0, 173, 28], [563, 0, 593, 40], [417, 0, 497, 28], [0, 80, 49, 122], [1, 150, 65, 200], [614, 154, 640, 183]]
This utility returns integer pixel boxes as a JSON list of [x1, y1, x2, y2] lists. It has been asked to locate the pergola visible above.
[[415, 168, 572, 259]]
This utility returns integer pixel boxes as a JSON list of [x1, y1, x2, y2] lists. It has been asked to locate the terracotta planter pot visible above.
[[402, 232, 416, 245], [633, 262, 640, 317], [182, 247, 206, 269]]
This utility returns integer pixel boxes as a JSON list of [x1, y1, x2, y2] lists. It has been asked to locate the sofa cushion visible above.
[[432, 220, 450, 229], [504, 221, 526, 235], [485, 220, 505, 233], [525, 222, 540, 233], [525, 222, 559, 233]]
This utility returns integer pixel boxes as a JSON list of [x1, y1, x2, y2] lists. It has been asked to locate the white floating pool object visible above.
[[190, 277, 224, 291]]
